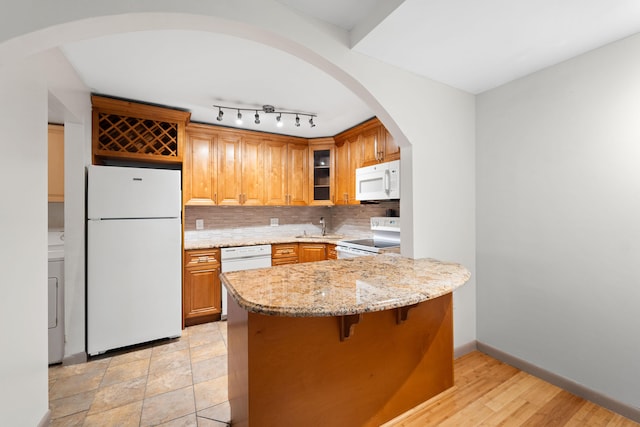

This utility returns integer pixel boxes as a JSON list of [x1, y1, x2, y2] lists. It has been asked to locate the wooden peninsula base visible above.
[[227, 293, 453, 427]]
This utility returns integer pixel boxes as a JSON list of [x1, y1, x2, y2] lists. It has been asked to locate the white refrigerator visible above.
[[87, 165, 182, 355]]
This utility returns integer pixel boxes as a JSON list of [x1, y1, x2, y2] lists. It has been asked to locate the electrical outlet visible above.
[[195, 219, 204, 230], [270, 218, 279, 227]]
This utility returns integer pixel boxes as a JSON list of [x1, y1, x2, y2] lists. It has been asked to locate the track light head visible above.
[[309, 117, 315, 128], [295, 115, 300, 127], [276, 114, 283, 128], [236, 110, 243, 125], [216, 108, 224, 122], [254, 111, 260, 125]]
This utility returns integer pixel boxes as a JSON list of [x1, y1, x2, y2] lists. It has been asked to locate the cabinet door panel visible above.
[[264, 140, 287, 206], [187, 268, 220, 314], [241, 138, 264, 205], [361, 126, 381, 166], [347, 137, 360, 204], [335, 141, 349, 205], [184, 267, 221, 318], [288, 143, 309, 205], [383, 128, 400, 161], [335, 137, 360, 205], [184, 132, 216, 205], [299, 244, 327, 263], [217, 135, 242, 205]]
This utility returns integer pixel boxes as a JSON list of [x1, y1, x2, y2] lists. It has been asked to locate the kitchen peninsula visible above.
[[221, 254, 471, 427]]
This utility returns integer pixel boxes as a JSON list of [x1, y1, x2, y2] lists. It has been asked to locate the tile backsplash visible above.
[[184, 201, 400, 237]]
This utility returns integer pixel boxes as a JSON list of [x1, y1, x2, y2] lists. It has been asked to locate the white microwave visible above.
[[355, 160, 400, 201]]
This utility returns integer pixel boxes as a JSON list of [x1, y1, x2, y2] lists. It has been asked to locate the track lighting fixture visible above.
[[212, 104, 317, 129]]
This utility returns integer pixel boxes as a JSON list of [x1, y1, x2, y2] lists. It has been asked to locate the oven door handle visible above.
[[336, 246, 374, 257]]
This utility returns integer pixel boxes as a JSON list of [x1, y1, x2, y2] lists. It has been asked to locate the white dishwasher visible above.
[[220, 245, 272, 319]]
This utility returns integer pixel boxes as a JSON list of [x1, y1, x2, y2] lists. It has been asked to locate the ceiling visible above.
[[59, 0, 640, 136]]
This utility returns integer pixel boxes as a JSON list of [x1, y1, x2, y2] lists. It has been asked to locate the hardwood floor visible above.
[[384, 351, 639, 427]]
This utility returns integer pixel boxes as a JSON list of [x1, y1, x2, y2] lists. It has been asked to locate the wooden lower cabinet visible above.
[[272, 242, 332, 265], [326, 244, 337, 260], [183, 249, 221, 327], [298, 243, 327, 263], [272, 243, 299, 266]]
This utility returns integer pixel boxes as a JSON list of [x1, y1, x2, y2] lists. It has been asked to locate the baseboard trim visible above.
[[477, 341, 640, 423], [454, 340, 477, 359], [62, 351, 87, 366], [38, 409, 51, 427]]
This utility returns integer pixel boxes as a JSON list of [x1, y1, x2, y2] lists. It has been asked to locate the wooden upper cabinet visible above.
[[241, 137, 265, 206], [308, 139, 335, 206], [217, 133, 243, 205], [334, 117, 399, 204], [48, 124, 64, 202], [382, 127, 400, 162], [287, 142, 309, 205], [264, 140, 288, 206], [335, 135, 360, 205], [360, 118, 400, 166], [360, 124, 383, 167], [181, 118, 394, 208], [264, 140, 308, 206], [184, 125, 217, 206], [91, 95, 190, 165]]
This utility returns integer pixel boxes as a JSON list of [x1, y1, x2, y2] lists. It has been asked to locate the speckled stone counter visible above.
[[184, 232, 348, 249], [226, 254, 471, 427], [221, 254, 470, 317]]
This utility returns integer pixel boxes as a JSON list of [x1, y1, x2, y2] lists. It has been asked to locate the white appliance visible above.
[[220, 245, 272, 319], [48, 229, 65, 364], [355, 160, 400, 201], [336, 217, 400, 259], [87, 165, 182, 355]]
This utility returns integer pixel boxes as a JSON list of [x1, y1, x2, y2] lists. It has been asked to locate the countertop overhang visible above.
[[220, 254, 471, 317]]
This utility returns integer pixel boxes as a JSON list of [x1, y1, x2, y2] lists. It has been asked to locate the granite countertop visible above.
[[220, 254, 471, 317], [185, 234, 347, 250]]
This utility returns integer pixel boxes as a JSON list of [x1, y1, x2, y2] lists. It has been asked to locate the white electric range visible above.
[[336, 217, 400, 258]]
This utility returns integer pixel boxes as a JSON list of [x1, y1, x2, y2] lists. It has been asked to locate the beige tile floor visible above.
[[48, 321, 231, 426]]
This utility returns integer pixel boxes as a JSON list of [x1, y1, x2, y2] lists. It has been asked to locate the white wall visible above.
[[0, 58, 49, 426], [43, 48, 92, 361], [477, 33, 640, 409]]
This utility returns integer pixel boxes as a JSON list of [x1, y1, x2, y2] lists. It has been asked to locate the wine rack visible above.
[[92, 95, 191, 165]]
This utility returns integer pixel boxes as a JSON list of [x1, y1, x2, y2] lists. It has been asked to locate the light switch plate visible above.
[[195, 219, 204, 230], [270, 218, 279, 226]]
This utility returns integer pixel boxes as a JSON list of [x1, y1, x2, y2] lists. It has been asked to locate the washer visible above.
[[48, 230, 64, 364]]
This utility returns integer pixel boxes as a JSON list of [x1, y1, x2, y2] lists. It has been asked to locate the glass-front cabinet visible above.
[[308, 139, 335, 206]]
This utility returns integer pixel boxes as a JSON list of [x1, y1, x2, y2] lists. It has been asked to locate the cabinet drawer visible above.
[[272, 257, 299, 266], [272, 243, 299, 259], [184, 248, 220, 267]]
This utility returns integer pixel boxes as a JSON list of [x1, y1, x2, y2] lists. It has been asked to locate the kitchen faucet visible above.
[[320, 217, 326, 236]]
